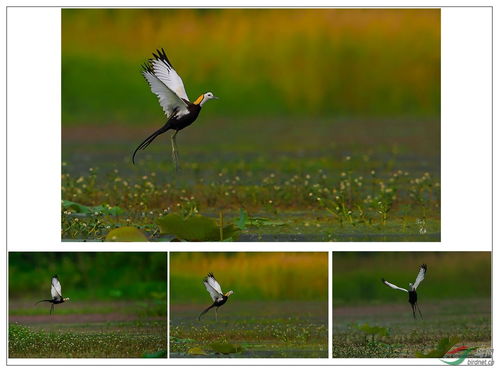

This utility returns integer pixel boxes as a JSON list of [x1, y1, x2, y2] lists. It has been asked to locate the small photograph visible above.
[[62, 8, 440, 242], [8, 252, 167, 358], [170, 252, 328, 358], [333, 252, 491, 359]]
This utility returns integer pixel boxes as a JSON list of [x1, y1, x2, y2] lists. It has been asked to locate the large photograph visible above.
[[61, 9, 440, 242]]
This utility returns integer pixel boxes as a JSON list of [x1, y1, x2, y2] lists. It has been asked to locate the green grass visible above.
[[333, 299, 491, 358], [61, 118, 440, 242], [9, 322, 166, 358], [170, 301, 328, 358], [9, 300, 167, 358]]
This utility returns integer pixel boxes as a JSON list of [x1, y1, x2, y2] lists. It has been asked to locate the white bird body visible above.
[[51, 275, 63, 301]]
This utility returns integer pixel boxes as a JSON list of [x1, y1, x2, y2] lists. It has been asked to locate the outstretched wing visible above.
[[412, 264, 427, 290], [382, 278, 408, 292], [203, 273, 223, 302], [51, 275, 62, 300], [142, 62, 189, 119], [150, 48, 190, 101]]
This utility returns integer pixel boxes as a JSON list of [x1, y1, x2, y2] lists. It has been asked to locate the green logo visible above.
[[440, 346, 478, 365]]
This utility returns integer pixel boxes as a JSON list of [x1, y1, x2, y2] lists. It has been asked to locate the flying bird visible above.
[[132, 48, 218, 170], [35, 275, 70, 314], [198, 273, 233, 321], [382, 264, 427, 319]]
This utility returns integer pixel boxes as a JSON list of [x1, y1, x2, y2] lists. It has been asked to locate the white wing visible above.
[[51, 276, 62, 299], [203, 273, 223, 302], [382, 279, 408, 292], [412, 264, 427, 290], [142, 70, 189, 119], [151, 48, 190, 101]]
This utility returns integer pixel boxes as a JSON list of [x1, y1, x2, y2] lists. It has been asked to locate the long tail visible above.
[[132, 124, 171, 164], [198, 304, 216, 321], [35, 299, 52, 305]]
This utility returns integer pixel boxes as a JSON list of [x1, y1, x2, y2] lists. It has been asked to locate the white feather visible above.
[[51, 276, 62, 300], [382, 279, 408, 292], [142, 71, 189, 119], [151, 58, 189, 101], [412, 264, 427, 290], [203, 274, 223, 302]]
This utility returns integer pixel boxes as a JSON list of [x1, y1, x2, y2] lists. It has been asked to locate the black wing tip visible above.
[[52, 274, 58, 279], [204, 272, 215, 281], [421, 264, 427, 272], [151, 47, 173, 68], [381, 278, 386, 283], [141, 60, 154, 74]]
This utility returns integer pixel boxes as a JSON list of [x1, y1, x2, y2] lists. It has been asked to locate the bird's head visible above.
[[195, 92, 219, 106], [408, 283, 413, 289], [63, 297, 70, 302], [224, 290, 234, 297]]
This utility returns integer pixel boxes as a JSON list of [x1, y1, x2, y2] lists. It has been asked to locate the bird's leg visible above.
[[416, 303, 423, 319], [171, 130, 180, 171], [50, 304, 54, 315], [411, 304, 416, 319], [215, 307, 218, 321]]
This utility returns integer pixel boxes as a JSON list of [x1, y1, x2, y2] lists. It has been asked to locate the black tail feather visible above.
[[198, 303, 216, 321], [35, 299, 52, 305], [132, 125, 170, 164]]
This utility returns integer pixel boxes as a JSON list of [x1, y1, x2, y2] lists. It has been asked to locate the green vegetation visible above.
[[415, 336, 459, 358], [333, 299, 491, 358], [9, 253, 167, 358], [333, 252, 491, 358], [170, 253, 328, 358], [9, 320, 166, 358], [171, 302, 328, 358], [61, 133, 440, 241]]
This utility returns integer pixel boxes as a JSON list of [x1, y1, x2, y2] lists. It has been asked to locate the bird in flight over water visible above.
[[382, 264, 427, 319], [132, 48, 218, 170], [35, 275, 70, 314], [198, 273, 233, 321]]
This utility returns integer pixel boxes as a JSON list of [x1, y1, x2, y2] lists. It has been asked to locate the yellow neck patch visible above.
[[194, 94, 204, 105]]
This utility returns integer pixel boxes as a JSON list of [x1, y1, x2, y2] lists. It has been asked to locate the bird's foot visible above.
[[171, 152, 181, 172]]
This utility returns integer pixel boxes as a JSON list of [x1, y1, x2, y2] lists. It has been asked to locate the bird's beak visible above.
[[213, 96, 219, 99]]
